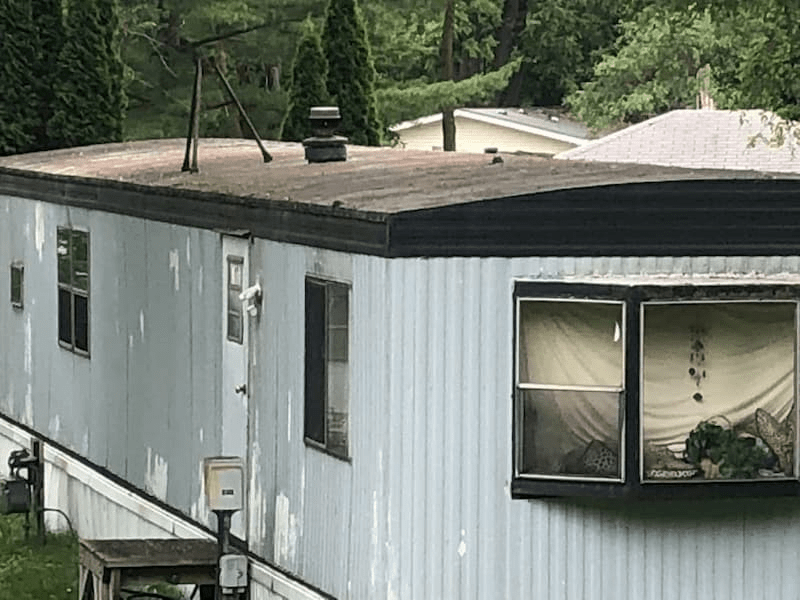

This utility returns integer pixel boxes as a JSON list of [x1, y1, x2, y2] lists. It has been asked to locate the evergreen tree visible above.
[[48, 0, 125, 148], [97, 0, 126, 140], [280, 18, 329, 142], [0, 0, 37, 155], [322, 0, 382, 146], [30, 0, 66, 149]]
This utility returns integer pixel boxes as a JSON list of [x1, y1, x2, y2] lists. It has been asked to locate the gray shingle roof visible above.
[[556, 109, 800, 173]]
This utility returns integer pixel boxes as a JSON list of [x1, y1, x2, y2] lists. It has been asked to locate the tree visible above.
[[48, 0, 126, 147], [567, 1, 800, 130], [280, 18, 329, 141], [30, 0, 66, 149], [97, 0, 127, 141], [322, 0, 382, 146], [440, 0, 455, 151], [0, 0, 37, 155]]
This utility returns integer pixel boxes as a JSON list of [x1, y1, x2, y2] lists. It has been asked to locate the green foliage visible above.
[[568, 1, 800, 130], [0, 0, 37, 155], [48, 0, 126, 147], [280, 18, 328, 142], [685, 420, 770, 479], [0, 515, 78, 600], [30, 0, 66, 149], [377, 57, 522, 128], [322, 0, 382, 146]]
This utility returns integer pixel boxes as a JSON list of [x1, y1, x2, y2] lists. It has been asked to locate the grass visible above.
[[0, 514, 78, 600]]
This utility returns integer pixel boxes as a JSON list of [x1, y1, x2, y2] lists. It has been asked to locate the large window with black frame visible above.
[[57, 228, 90, 355], [304, 277, 350, 459], [514, 282, 800, 497]]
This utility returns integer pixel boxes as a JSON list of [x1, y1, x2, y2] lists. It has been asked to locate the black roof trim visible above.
[[2, 167, 800, 257]]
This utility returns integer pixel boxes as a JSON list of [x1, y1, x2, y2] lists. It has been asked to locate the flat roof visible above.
[[2, 139, 800, 257], [1, 138, 795, 214]]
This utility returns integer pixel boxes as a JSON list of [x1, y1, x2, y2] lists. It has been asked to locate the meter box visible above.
[[219, 553, 248, 593], [204, 457, 243, 511], [0, 478, 30, 514]]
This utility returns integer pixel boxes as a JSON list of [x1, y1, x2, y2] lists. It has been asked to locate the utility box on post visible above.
[[0, 478, 31, 514], [203, 457, 243, 512]]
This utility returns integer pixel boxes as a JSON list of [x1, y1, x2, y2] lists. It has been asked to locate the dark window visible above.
[[513, 282, 800, 499], [10, 263, 23, 308], [227, 256, 244, 344], [57, 228, 89, 356], [304, 277, 350, 459]]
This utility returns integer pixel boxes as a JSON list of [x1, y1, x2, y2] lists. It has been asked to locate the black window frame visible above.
[[10, 262, 23, 309], [512, 281, 800, 500], [57, 227, 90, 357], [304, 276, 350, 461]]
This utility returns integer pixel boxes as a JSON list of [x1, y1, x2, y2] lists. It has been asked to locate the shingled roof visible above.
[[557, 109, 800, 174]]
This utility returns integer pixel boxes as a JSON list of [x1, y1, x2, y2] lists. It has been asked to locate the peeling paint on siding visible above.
[[198, 265, 203, 295], [145, 447, 169, 502], [287, 392, 291, 443], [81, 429, 89, 455], [49, 414, 61, 438], [190, 459, 208, 525], [35, 203, 45, 261], [23, 384, 32, 426], [457, 530, 466, 558], [249, 437, 265, 551], [274, 493, 298, 566], [186, 236, 191, 267], [24, 315, 32, 374], [139, 310, 145, 341], [169, 249, 180, 291]]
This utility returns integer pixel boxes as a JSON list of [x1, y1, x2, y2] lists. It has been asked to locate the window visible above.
[[304, 277, 349, 459], [10, 263, 23, 309], [227, 256, 244, 344], [513, 282, 800, 499], [57, 228, 89, 355]]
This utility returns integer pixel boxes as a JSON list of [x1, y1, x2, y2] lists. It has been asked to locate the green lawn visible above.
[[0, 514, 78, 600]]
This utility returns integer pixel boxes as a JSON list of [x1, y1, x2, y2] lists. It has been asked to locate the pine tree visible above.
[[97, 0, 126, 141], [48, 0, 125, 148], [30, 0, 66, 149], [322, 0, 382, 146], [281, 19, 329, 142], [0, 0, 37, 155]]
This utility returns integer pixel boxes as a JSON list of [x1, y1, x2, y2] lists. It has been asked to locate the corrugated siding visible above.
[[331, 254, 800, 600], [0, 196, 222, 528]]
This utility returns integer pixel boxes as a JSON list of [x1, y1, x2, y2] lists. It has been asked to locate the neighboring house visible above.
[[557, 108, 800, 172], [4, 138, 800, 599], [390, 107, 590, 154]]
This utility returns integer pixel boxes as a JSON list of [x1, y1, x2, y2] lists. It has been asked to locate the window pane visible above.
[[11, 265, 22, 306], [228, 257, 243, 290], [227, 311, 243, 344], [72, 231, 89, 292], [328, 285, 348, 326], [519, 389, 622, 479], [327, 361, 349, 457], [74, 293, 89, 352], [57, 229, 70, 284], [518, 300, 623, 387], [304, 280, 326, 445], [58, 288, 72, 345], [642, 302, 795, 481]]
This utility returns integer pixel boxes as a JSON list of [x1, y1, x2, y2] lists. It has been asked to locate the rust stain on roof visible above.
[[1, 138, 796, 213]]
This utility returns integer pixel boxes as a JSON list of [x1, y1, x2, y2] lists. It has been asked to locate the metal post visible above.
[[183, 57, 203, 173], [32, 440, 44, 545], [214, 510, 233, 600], [212, 60, 272, 163]]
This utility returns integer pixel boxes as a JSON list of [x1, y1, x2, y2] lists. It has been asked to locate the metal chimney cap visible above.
[[309, 106, 341, 120]]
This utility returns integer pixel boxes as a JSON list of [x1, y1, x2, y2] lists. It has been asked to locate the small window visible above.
[[304, 277, 350, 459], [10, 263, 23, 308], [57, 228, 89, 355], [513, 282, 800, 500], [227, 256, 244, 344]]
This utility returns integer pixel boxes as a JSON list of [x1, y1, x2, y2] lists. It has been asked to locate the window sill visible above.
[[511, 477, 800, 500], [58, 341, 90, 358], [304, 437, 351, 464]]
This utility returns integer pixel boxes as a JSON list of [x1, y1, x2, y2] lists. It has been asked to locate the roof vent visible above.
[[303, 106, 348, 163]]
